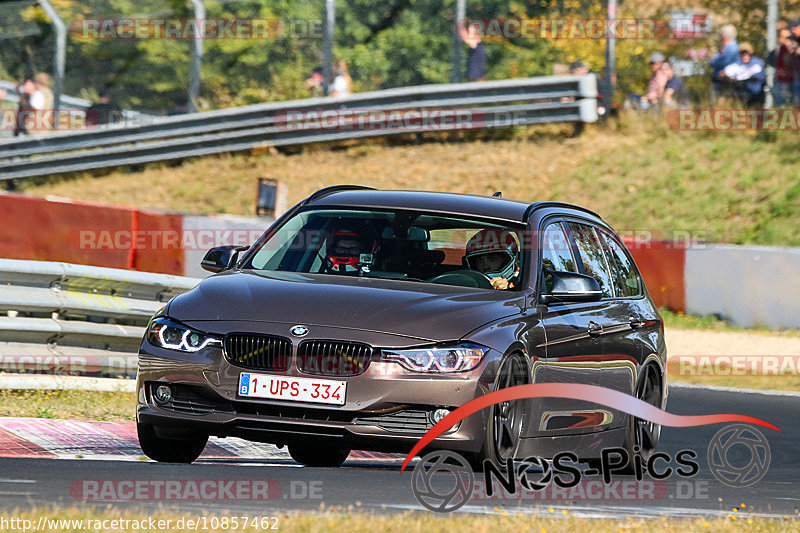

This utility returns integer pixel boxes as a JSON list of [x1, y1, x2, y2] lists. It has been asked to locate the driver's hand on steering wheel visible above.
[[490, 276, 512, 290]]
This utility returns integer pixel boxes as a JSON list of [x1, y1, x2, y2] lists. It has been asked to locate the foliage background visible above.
[[1, 0, 800, 113]]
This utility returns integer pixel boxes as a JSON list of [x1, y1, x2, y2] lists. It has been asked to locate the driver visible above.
[[465, 229, 521, 290], [324, 227, 374, 275]]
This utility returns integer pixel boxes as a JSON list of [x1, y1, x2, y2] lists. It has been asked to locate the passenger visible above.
[[465, 229, 520, 290]]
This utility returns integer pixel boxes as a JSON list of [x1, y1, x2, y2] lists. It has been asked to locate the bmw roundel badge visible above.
[[290, 325, 309, 337]]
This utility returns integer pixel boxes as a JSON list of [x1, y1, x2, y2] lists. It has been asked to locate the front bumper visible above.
[[136, 339, 500, 454]]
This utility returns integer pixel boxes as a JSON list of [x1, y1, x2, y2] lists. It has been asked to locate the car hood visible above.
[[167, 270, 524, 342]]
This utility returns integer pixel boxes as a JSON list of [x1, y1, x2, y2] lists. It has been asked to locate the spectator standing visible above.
[[31, 73, 54, 114], [661, 62, 691, 108], [459, 22, 486, 81], [721, 42, 766, 107], [13, 79, 35, 137], [642, 52, 668, 109], [329, 59, 352, 98], [770, 29, 794, 106], [305, 68, 324, 97], [86, 88, 123, 125], [709, 24, 739, 102]]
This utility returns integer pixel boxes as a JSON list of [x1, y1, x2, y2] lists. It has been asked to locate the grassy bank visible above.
[[20, 113, 800, 246], [0, 389, 133, 421]]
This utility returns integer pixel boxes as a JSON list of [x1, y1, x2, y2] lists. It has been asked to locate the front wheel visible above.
[[137, 422, 208, 463], [288, 443, 350, 467], [466, 354, 526, 471]]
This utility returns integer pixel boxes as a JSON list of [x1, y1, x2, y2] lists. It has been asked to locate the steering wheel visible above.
[[426, 269, 494, 289]]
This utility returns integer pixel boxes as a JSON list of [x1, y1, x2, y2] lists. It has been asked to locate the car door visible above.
[[532, 219, 635, 439], [596, 227, 660, 386]]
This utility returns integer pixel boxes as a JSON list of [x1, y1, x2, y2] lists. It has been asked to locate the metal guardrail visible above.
[[0, 75, 597, 181], [0, 259, 200, 381]]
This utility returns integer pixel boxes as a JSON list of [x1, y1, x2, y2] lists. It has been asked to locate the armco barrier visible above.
[[0, 258, 200, 381], [0, 75, 598, 180]]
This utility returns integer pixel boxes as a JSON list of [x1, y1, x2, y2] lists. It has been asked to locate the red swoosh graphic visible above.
[[401, 383, 781, 471]]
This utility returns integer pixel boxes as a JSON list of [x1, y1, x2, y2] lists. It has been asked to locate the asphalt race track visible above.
[[0, 385, 798, 519]]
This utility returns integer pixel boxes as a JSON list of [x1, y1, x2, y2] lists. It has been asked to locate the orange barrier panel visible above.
[[624, 239, 686, 312], [134, 210, 184, 274], [0, 194, 183, 275]]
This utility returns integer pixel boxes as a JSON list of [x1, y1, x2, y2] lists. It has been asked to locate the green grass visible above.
[[0, 389, 134, 421], [660, 309, 800, 337]]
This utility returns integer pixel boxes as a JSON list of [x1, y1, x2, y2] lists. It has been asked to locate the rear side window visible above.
[[599, 231, 641, 297], [540, 222, 577, 292], [567, 222, 613, 298]]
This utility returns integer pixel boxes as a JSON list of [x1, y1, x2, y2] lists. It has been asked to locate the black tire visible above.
[[466, 354, 526, 472], [137, 422, 208, 463], [619, 365, 663, 474], [288, 443, 350, 467]]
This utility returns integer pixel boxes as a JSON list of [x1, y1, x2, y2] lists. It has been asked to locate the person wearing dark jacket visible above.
[[85, 89, 123, 126], [459, 22, 486, 81]]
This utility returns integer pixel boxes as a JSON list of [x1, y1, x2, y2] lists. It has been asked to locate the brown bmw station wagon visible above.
[[136, 186, 667, 469]]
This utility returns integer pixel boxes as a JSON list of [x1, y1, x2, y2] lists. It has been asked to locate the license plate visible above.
[[238, 373, 346, 406]]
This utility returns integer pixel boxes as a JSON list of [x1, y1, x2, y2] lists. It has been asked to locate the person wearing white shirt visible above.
[[329, 59, 352, 98]]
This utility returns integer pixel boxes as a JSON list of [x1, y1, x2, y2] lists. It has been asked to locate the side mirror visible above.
[[201, 245, 250, 273], [541, 270, 602, 303]]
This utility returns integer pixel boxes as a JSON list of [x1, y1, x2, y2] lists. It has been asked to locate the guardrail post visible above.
[[37, 0, 65, 119], [603, 0, 616, 113], [189, 0, 206, 113], [765, 0, 777, 109], [323, 0, 335, 94], [451, 0, 466, 83]]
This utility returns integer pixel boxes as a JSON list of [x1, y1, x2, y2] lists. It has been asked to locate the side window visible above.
[[599, 231, 641, 297], [540, 222, 577, 292], [567, 222, 613, 298]]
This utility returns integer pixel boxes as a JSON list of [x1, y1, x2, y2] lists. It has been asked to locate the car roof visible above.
[[304, 187, 601, 223]]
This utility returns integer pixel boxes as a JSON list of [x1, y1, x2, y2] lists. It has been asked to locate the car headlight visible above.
[[146, 317, 220, 352], [382, 343, 488, 372]]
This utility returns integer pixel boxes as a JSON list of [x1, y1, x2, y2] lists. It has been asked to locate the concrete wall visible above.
[[182, 214, 274, 278], [685, 245, 800, 330]]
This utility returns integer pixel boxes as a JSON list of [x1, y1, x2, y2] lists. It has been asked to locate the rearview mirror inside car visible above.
[[381, 226, 430, 241], [201, 245, 250, 273], [541, 270, 603, 303]]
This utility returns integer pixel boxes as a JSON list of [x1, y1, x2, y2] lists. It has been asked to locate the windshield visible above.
[[242, 207, 525, 290]]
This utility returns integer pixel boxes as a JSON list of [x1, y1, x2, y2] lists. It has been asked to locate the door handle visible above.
[[587, 321, 602, 336], [629, 316, 644, 329]]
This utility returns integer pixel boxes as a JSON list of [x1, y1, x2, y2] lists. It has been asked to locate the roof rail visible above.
[[303, 185, 376, 204], [523, 201, 602, 221]]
